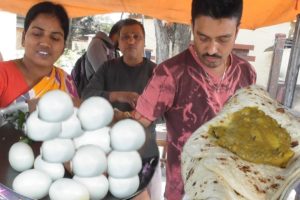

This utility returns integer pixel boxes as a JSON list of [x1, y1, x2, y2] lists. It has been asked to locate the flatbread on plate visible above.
[[182, 85, 300, 200]]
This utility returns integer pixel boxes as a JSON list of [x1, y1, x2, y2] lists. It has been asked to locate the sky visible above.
[[96, 12, 129, 23]]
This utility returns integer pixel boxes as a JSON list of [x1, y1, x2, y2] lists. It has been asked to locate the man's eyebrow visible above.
[[196, 31, 209, 37], [196, 30, 232, 38], [218, 34, 232, 38]]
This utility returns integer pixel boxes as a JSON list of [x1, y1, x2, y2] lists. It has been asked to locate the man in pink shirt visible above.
[[117, 0, 256, 199]]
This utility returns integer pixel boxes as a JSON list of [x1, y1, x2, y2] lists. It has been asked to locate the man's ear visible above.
[[235, 26, 240, 40], [21, 31, 25, 47], [191, 19, 195, 33]]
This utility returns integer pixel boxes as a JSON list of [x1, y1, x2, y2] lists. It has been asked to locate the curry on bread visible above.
[[182, 85, 300, 200]]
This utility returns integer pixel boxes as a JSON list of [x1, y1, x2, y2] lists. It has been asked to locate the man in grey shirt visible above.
[[71, 20, 124, 97], [82, 18, 161, 200], [85, 20, 123, 80], [82, 18, 155, 111]]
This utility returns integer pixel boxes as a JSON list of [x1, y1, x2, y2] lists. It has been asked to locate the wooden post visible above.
[[283, 14, 300, 108], [267, 33, 286, 99]]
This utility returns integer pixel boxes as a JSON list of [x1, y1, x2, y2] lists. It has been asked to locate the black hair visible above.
[[191, 0, 243, 26], [109, 19, 124, 38], [24, 1, 69, 41], [119, 18, 145, 37]]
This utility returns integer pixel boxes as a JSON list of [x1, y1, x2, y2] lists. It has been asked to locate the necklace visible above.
[[203, 67, 227, 92]]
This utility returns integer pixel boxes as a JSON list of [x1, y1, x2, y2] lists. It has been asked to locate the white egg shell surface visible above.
[[41, 138, 75, 163], [110, 119, 145, 151], [77, 97, 113, 131], [73, 127, 111, 153], [59, 108, 84, 139], [73, 175, 109, 200], [34, 155, 65, 181], [38, 90, 74, 122], [25, 111, 61, 141], [12, 169, 52, 200], [71, 145, 107, 177], [9, 142, 34, 172], [109, 175, 139, 199], [49, 178, 89, 200], [108, 151, 142, 178]]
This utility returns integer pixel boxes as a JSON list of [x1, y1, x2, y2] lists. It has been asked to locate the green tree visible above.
[[154, 20, 191, 64], [59, 15, 116, 70], [69, 16, 101, 40]]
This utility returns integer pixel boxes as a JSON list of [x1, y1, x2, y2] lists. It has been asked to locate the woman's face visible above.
[[22, 13, 65, 68]]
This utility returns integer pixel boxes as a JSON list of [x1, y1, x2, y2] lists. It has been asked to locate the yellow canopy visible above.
[[0, 0, 299, 29]]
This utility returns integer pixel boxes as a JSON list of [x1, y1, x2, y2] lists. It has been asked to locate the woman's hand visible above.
[[26, 98, 39, 113]]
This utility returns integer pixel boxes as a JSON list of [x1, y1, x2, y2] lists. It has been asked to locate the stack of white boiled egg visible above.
[[108, 119, 145, 198], [8, 90, 146, 200]]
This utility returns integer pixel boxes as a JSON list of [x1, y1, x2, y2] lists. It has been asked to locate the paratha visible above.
[[182, 85, 300, 200]]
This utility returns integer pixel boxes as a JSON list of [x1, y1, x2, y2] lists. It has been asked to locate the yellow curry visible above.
[[208, 107, 294, 167]]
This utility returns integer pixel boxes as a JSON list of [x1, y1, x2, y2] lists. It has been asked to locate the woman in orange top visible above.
[[0, 1, 78, 109]]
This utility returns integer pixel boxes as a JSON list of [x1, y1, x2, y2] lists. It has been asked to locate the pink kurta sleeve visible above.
[[136, 64, 176, 121]]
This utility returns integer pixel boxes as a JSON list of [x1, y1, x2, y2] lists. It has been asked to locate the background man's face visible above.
[[118, 24, 145, 63], [192, 15, 239, 69]]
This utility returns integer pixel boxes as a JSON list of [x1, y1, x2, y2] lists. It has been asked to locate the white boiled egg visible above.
[[77, 97, 113, 131], [25, 111, 61, 141], [41, 138, 75, 163], [12, 169, 52, 199], [34, 155, 65, 180], [110, 119, 145, 151], [71, 145, 107, 177], [49, 178, 89, 200], [38, 90, 74, 122], [109, 175, 139, 199], [73, 127, 111, 153], [59, 108, 84, 139], [9, 142, 34, 172], [73, 175, 109, 200], [108, 151, 142, 178]]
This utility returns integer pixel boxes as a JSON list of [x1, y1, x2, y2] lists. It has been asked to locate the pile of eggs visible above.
[[8, 90, 146, 200]]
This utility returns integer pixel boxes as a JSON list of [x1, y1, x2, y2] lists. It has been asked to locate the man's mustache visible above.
[[203, 54, 222, 59]]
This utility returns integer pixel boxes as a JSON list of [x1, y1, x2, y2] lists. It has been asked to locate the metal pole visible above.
[[142, 14, 145, 25], [283, 14, 300, 107], [267, 33, 286, 99]]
